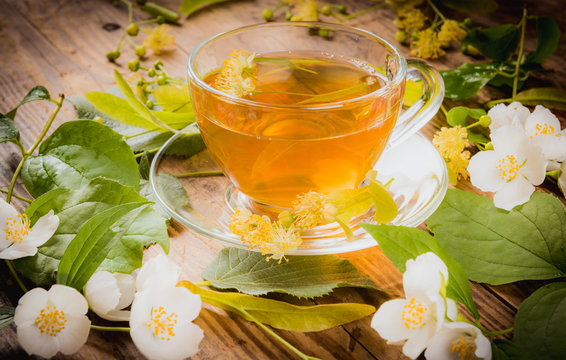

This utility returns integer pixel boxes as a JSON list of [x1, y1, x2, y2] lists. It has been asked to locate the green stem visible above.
[[486, 327, 514, 337], [440, 104, 449, 117], [340, 2, 386, 22], [90, 324, 131, 333], [116, 31, 127, 51], [14, 140, 25, 155], [486, 98, 512, 108], [134, 147, 160, 158], [5, 260, 28, 293], [193, 280, 212, 287], [426, 0, 446, 22], [0, 189, 32, 203], [124, 129, 154, 139], [121, 0, 134, 23], [512, 9, 528, 100], [6, 95, 64, 204], [174, 170, 223, 178]]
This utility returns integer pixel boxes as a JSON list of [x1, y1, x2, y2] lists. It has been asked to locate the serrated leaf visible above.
[[21, 120, 139, 198], [426, 189, 566, 285], [359, 223, 479, 319], [152, 84, 192, 112], [0, 306, 15, 330], [202, 247, 379, 298], [0, 114, 20, 143], [514, 283, 566, 359], [6, 86, 51, 120], [69, 96, 176, 153], [515, 87, 566, 111], [180, 0, 238, 16], [437, 0, 497, 14], [114, 70, 176, 132], [57, 202, 149, 290], [525, 17, 560, 65], [441, 63, 499, 100], [462, 24, 519, 61], [179, 281, 375, 332], [15, 178, 169, 285]]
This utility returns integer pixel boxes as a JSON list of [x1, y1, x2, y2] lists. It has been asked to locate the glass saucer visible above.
[[149, 130, 448, 255]]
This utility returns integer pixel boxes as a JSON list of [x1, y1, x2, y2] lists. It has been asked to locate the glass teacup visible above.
[[188, 22, 443, 212]]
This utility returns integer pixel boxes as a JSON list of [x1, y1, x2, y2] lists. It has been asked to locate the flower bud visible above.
[[153, 60, 164, 69], [156, 15, 165, 25], [148, 68, 156, 77], [134, 45, 146, 58], [320, 5, 331, 16], [318, 28, 330, 39], [157, 75, 167, 86], [478, 115, 491, 127], [395, 31, 408, 44], [145, 100, 154, 109], [128, 59, 140, 72], [106, 50, 121, 62], [262, 8, 274, 21], [126, 23, 139, 36], [484, 142, 494, 151], [337, 5, 347, 14]]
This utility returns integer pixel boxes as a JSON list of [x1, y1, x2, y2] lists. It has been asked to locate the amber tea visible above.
[[191, 51, 403, 208]]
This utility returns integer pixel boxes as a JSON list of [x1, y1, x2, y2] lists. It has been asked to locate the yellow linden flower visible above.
[[291, 0, 319, 21], [262, 224, 302, 263], [213, 49, 256, 98], [395, 6, 426, 34], [410, 28, 446, 59], [143, 25, 175, 55], [228, 208, 271, 243], [292, 191, 332, 229], [433, 126, 471, 184], [438, 20, 467, 47]]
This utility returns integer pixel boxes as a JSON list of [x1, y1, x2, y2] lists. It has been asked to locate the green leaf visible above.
[[6, 86, 51, 120], [202, 247, 380, 298], [0, 306, 15, 330], [437, 0, 497, 14], [446, 106, 490, 145], [441, 63, 499, 100], [69, 96, 177, 153], [462, 25, 519, 61], [21, 120, 139, 198], [515, 87, 566, 111], [525, 17, 560, 64], [180, 0, 237, 16], [152, 84, 192, 112], [138, 152, 150, 180], [114, 70, 177, 132], [403, 79, 424, 107], [514, 283, 566, 359], [15, 178, 169, 284], [492, 339, 526, 360], [367, 180, 398, 223], [163, 123, 206, 157], [359, 223, 480, 319], [85, 91, 195, 131], [57, 202, 149, 290], [0, 114, 20, 144], [154, 173, 191, 210], [297, 83, 367, 105], [179, 281, 376, 332], [426, 189, 566, 285]]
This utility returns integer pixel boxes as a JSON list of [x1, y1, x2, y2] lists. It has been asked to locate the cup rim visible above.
[[187, 21, 407, 110]]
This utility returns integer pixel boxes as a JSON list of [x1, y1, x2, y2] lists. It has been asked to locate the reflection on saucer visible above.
[[150, 131, 447, 255]]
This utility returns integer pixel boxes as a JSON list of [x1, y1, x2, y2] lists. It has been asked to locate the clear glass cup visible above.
[[188, 22, 444, 212]]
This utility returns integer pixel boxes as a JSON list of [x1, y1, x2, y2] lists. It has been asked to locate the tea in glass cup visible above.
[[188, 22, 443, 211]]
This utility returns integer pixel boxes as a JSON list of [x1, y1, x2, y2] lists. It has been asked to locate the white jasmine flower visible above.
[[84, 271, 135, 321], [425, 322, 491, 360], [0, 198, 59, 260], [524, 105, 566, 163], [130, 286, 204, 360], [468, 125, 546, 210], [487, 101, 530, 131], [14, 285, 91, 358], [371, 253, 449, 359], [136, 253, 181, 292]]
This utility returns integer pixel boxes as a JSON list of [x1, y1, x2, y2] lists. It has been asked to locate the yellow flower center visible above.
[[401, 297, 428, 330], [35, 305, 67, 337], [496, 154, 523, 182], [533, 123, 561, 138], [450, 335, 478, 360], [147, 306, 178, 341], [5, 213, 32, 245]]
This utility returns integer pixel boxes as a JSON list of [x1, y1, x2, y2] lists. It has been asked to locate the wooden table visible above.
[[0, 0, 564, 359]]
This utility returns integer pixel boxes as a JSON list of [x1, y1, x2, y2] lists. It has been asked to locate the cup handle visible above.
[[388, 58, 444, 148]]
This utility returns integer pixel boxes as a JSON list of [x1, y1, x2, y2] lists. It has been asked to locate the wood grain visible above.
[[0, 0, 565, 359]]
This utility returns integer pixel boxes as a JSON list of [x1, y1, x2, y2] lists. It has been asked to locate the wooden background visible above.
[[0, 0, 565, 359]]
